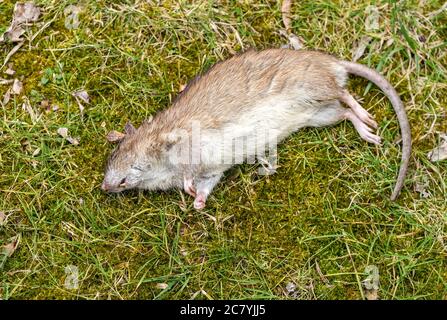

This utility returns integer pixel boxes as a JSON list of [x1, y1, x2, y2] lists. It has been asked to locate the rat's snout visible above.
[[101, 180, 113, 192]]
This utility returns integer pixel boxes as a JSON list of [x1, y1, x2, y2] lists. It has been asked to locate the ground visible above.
[[0, 0, 446, 299]]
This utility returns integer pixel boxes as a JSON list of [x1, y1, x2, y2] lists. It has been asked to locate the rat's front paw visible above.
[[193, 193, 206, 210]]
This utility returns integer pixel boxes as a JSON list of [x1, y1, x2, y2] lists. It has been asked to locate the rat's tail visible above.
[[339, 60, 411, 201]]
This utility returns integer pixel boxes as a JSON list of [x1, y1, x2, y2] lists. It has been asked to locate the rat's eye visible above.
[[119, 177, 126, 187], [131, 165, 144, 171]]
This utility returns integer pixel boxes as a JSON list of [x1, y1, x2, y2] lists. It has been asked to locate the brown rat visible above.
[[101, 49, 411, 209]]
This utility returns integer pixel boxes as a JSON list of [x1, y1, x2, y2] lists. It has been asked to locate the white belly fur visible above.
[[199, 95, 326, 167]]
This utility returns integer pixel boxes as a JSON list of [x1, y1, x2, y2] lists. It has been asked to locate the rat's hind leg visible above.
[[193, 172, 223, 210], [340, 90, 378, 129], [344, 109, 381, 145]]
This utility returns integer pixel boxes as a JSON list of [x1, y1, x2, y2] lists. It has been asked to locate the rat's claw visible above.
[[345, 110, 382, 145], [341, 91, 378, 130]]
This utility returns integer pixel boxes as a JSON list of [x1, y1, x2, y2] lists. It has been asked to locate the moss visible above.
[[1, 0, 446, 300]]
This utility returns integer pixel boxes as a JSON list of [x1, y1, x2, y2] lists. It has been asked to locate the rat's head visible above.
[[101, 122, 148, 192], [101, 120, 183, 193]]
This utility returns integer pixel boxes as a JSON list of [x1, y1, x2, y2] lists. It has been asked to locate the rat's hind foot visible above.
[[345, 110, 381, 145], [341, 90, 378, 129], [183, 176, 196, 197]]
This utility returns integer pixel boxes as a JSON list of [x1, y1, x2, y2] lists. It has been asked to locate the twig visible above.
[[2, 41, 24, 69]]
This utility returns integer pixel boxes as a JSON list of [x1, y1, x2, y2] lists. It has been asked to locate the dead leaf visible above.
[[14, 3, 41, 24], [179, 83, 187, 92], [0, 212, 6, 225], [2, 89, 11, 106], [4, 64, 15, 76], [0, 78, 14, 85], [428, 134, 447, 162], [106, 130, 126, 143], [155, 283, 168, 290], [22, 98, 38, 123], [364, 5, 380, 32], [57, 127, 80, 145], [0, 3, 41, 43], [414, 173, 431, 198], [352, 35, 372, 62], [72, 89, 89, 113], [73, 89, 89, 103], [2, 235, 20, 257], [1, 3, 40, 67], [40, 99, 55, 113], [57, 127, 69, 138], [2, 42, 24, 68], [20, 138, 31, 152], [32, 147, 41, 156], [1, 25, 25, 43], [11, 79, 23, 95], [288, 33, 303, 50], [66, 136, 79, 145], [279, 29, 304, 50], [40, 99, 49, 109]]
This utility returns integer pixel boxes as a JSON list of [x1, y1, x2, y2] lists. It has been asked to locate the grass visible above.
[[0, 0, 446, 299]]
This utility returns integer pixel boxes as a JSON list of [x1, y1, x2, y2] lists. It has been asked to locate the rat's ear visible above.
[[124, 121, 136, 135], [106, 130, 126, 143]]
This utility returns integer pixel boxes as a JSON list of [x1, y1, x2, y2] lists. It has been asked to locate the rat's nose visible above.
[[101, 181, 111, 192]]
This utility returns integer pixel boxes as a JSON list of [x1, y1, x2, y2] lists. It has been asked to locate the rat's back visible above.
[[164, 49, 346, 130]]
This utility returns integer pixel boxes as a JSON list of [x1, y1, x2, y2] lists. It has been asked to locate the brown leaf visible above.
[[11, 3, 41, 25], [364, 5, 380, 32], [106, 130, 126, 143], [57, 127, 79, 145], [22, 98, 38, 123], [66, 137, 80, 145], [0, 3, 41, 43], [428, 134, 447, 162], [72, 89, 89, 103], [72, 89, 89, 113], [0, 78, 14, 85], [4, 64, 16, 76], [2, 42, 24, 68], [11, 79, 23, 95], [0, 212, 6, 225], [2, 89, 11, 106], [179, 83, 187, 92], [2, 235, 20, 257], [57, 127, 69, 138], [352, 36, 372, 62], [1, 25, 25, 43], [288, 33, 303, 50], [40, 99, 50, 109]]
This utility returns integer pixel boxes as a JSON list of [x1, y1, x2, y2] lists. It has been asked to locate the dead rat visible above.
[[101, 49, 411, 209]]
